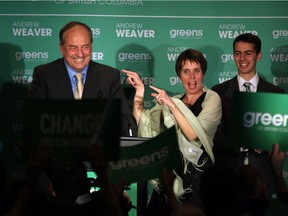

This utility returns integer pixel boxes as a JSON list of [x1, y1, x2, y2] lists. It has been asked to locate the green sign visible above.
[[230, 92, 288, 151], [108, 126, 181, 183], [24, 99, 121, 163]]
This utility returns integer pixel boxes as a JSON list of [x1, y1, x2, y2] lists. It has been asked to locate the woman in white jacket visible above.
[[122, 48, 222, 215]]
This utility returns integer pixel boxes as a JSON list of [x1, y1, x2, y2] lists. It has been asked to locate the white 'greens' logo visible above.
[[118, 52, 152, 62], [169, 29, 203, 39], [109, 146, 169, 170], [272, 30, 288, 39], [15, 51, 49, 61], [243, 112, 288, 128]]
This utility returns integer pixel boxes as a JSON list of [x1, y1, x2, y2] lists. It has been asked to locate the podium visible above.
[[120, 136, 149, 147]]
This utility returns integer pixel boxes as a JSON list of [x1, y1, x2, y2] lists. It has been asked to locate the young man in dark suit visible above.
[[28, 21, 137, 137], [212, 33, 285, 198]]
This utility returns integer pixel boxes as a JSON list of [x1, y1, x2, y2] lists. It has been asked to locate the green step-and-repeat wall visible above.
[[0, 1, 288, 215]]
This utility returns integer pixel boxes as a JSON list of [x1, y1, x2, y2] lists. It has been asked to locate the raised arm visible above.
[[150, 85, 198, 141], [122, 70, 145, 125]]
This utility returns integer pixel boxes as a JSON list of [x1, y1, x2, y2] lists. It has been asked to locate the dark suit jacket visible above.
[[28, 58, 137, 137], [212, 76, 285, 197]]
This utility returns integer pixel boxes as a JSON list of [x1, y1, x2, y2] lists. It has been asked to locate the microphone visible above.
[[98, 91, 102, 98], [122, 115, 134, 137], [128, 123, 133, 137]]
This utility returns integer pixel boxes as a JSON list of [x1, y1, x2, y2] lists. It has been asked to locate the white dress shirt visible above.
[[237, 73, 259, 92]]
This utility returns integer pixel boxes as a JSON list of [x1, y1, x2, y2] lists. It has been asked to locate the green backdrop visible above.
[[0, 1, 288, 215]]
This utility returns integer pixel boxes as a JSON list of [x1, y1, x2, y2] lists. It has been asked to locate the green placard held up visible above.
[[230, 92, 288, 151], [108, 126, 181, 184]]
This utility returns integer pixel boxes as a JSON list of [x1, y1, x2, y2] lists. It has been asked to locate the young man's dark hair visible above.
[[233, 33, 261, 54]]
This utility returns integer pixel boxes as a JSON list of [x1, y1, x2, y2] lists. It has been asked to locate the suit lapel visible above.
[[55, 58, 74, 98], [82, 62, 100, 98], [256, 77, 266, 92], [226, 76, 239, 99]]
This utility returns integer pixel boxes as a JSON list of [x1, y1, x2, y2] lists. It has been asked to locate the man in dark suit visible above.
[[26, 21, 137, 212], [28, 21, 137, 137], [212, 33, 285, 198]]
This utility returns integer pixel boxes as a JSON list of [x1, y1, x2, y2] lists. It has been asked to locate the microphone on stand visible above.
[[98, 91, 102, 98], [128, 123, 133, 137]]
